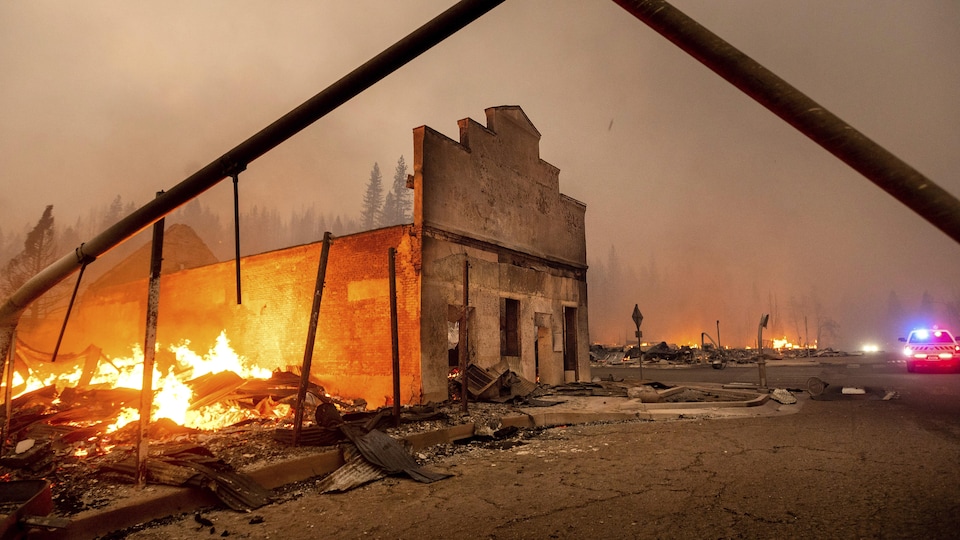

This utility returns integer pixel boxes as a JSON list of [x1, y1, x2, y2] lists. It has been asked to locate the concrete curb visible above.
[[38, 388, 781, 539]]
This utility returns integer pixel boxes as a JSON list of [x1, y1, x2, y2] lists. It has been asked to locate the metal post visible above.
[[632, 304, 644, 380], [137, 193, 165, 487], [757, 313, 769, 390], [1, 329, 15, 453], [0, 0, 506, 375], [612, 0, 960, 245], [293, 232, 332, 446], [388, 248, 401, 426], [232, 173, 243, 305], [460, 259, 470, 413]]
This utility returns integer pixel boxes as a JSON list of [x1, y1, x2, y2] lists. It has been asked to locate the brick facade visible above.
[[19, 105, 589, 410], [24, 226, 422, 408]]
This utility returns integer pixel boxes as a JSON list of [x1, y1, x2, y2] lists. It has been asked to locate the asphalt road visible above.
[[593, 352, 960, 398], [120, 355, 960, 540]]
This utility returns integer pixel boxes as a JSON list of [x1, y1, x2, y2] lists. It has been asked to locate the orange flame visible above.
[[26, 330, 279, 432]]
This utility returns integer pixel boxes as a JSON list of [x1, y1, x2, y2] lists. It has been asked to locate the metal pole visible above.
[[636, 319, 643, 381], [1, 329, 15, 453], [232, 173, 244, 305], [459, 259, 470, 413], [631, 304, 644, 379], [757, 314, 769, 390], [612, 0, 960, 245], [293, 232, 332, 446], [137, 194, 165, 487], [0, 0, 506, 371], [388, 248, 401, 426]]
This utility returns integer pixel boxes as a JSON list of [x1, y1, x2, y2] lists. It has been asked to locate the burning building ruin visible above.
[[12, 105, 589, 419]]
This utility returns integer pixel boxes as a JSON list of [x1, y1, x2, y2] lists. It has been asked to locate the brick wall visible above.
[[20, 225, 423, 408]]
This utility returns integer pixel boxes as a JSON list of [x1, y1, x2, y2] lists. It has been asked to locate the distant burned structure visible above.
[[19, 105, 589, 407]]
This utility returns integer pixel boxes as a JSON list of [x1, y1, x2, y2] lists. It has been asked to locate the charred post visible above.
[[138, 199, 165, 486], [388, 248, 401, 426], [293, 232, 332, 446], [459, 259, 470, 413]]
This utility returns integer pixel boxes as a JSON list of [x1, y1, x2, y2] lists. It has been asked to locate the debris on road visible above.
[[770, 388, 798, 404]]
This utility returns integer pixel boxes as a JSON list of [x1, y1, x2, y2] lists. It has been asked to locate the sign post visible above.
[[757, 313, 769, 390], [632, 304, 644, 381]]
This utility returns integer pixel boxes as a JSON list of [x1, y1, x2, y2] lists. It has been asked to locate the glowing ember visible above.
[[107, 407, 139, 433]]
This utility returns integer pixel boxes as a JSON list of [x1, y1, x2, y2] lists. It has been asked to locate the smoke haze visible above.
[[1, 1, 958, 350]]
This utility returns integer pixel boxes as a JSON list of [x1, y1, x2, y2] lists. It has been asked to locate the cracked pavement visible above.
[[120, 388, 960, 539]]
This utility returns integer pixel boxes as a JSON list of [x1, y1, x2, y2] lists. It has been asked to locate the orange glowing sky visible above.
[[1, 1, 958, 350]]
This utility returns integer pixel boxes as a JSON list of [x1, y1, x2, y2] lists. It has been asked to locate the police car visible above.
[[899, 328, 960, 372]]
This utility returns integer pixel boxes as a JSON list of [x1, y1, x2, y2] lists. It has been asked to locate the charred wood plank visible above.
[[186, 371, 245, 410]]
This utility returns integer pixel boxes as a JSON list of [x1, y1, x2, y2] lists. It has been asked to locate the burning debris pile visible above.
[[0, 332, 376, 517], [0, 369, 321, 514], [591, 343, 763, 366], [0, 329, 558, 531]]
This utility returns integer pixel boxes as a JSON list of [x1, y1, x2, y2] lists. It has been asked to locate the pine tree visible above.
[[102, 195, 125, 230], [380, 192, 398, 228], [361, 162, 384, 229], [1, 205, 60, 318], [391, 156, 411, 223]]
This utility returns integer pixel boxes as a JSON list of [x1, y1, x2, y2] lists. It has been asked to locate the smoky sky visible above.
[[1, 1, 958, 350]]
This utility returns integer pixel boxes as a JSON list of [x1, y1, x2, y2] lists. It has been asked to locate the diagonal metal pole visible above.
[[613, 0, 960, 246], [293, 232, 332, 446], [0, 0, 506, 384]]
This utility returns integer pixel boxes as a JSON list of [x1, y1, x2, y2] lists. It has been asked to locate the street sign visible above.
[[632, 304, 643, 327]]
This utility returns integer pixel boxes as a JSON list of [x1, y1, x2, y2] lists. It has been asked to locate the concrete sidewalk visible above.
[[36, 383, 801, 539]]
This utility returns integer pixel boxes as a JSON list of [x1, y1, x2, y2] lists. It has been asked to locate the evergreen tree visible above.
[[0, 226, 12, 268], [102, 195, 125, 230], [240, 205, 285, 255], [391, 156, 411, 223], [360, 162, 383, 230], [380, 192, 398, 228], [1, 205, 60, 318], [289, 205, 322, 246]]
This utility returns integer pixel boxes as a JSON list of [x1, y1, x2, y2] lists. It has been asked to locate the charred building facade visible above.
[[19, 106, 589, 407]]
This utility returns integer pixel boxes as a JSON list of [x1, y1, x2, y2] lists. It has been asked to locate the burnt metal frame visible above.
[[1, 0, 958, 435], [0, 0, 506, 448]]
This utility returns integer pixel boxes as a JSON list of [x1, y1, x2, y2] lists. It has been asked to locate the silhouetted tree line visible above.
[[0, 156, 414, 315]]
